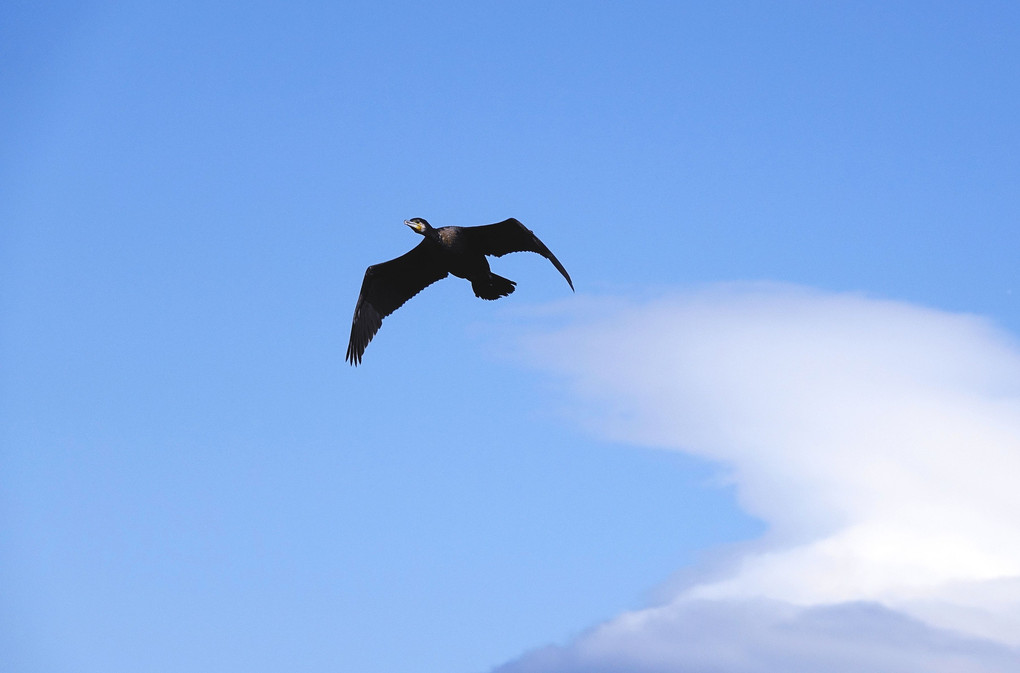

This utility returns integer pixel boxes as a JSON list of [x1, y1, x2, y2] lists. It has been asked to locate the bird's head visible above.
[[404, 217, 432, 235]]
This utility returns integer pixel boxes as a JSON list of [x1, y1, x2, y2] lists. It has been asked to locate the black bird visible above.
[[346, 217, 573, 365]]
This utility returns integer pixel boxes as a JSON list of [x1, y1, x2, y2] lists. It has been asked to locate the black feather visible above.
[[346, 218, 572, 365]]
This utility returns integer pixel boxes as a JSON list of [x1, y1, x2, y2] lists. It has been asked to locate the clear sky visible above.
[[3, 2, 1019, 672]]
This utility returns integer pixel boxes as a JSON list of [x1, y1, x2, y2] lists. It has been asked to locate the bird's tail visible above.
[[472, 273, 516, 300]]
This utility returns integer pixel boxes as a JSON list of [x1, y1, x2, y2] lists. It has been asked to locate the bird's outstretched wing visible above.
[[346, 241, 448, 365], [463, 218, 573, 290]]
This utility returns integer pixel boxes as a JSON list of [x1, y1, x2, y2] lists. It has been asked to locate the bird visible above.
[[346, 217, 573, 365]]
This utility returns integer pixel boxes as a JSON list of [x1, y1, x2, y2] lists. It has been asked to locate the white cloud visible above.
[[498, 284, 1020, 672], [495, 599, 1020, 673]]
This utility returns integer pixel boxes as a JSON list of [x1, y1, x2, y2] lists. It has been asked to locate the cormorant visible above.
[[346, 217, 573, 365]]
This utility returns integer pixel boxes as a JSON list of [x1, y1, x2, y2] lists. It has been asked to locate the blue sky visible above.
[[3, 2, 1019, 672]]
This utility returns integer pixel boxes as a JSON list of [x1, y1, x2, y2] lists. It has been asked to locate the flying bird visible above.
[[346, 217, 573, 365]]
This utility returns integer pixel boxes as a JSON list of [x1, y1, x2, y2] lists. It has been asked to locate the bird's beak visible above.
[[404, 219, 422, 233]]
